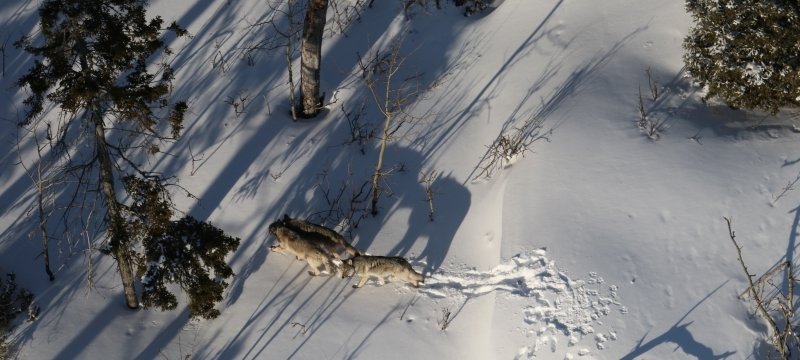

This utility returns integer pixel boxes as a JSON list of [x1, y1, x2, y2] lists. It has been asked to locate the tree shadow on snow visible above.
[[351, 145, 470, 273], [196, 263, 358, 359], [621, 281, 736, 360]]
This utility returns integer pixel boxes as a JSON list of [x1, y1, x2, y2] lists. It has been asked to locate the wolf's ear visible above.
[[283, 213, 290, 222]]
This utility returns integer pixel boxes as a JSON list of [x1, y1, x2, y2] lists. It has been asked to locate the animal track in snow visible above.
[[418, 250, 625, 358]]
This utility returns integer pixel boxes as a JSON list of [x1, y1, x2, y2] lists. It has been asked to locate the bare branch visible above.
[[724, 217, 789, 359]]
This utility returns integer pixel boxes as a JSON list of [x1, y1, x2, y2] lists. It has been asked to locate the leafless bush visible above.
[[771, 173, 800, 207], [15, 125, 56, 281], [309, 169, 371, 236], [646, 67, 660, 102], [437, 307, 453, 331], [187, 140, 204, 176], [637, 85, 663, 141], [724, 217, 799, 359], [364, 35, 426, 215], [244, 0, 304, 119], [473, 114, 547, 181], [328, 0, 369, 36], [356, 50, 391, 82], [224, 92, 249, 118], [341, 101, 373, 153], [211, 41, 229, 74], [635, 67, 667, 140], [419, 169, 438, 221]]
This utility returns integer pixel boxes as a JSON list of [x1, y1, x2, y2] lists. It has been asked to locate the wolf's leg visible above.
[[307, 258, 321, 276], [353, 276, 368, 288], [320, 258, 333, 275]]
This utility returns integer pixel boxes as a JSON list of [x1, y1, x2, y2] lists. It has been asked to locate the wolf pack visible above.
[[268, 215, 425, 288]]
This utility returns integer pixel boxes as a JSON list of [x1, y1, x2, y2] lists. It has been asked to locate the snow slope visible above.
[[2, 0, 799, 358]]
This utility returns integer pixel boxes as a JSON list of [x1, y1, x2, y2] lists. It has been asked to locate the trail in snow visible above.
[[417, 249, 626, 358]]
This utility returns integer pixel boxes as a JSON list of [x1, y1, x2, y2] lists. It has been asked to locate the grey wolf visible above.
[[268, 223, 337, 276], [280, 214, 361, 258], [341, 255, 424, 288]]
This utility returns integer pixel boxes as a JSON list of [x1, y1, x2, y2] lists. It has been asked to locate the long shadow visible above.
[[206, 263, 312, 359], [0, 0, 43, 225], [344, 303, 402, 360], [197, 261, 298, 358], [364, 145, 471, 272], [420, 0, 567, 159], [225, 240, 269, 306], [50, 301, 120, 360], [464, 25, 643, 181], [785, 206, 800, 293], [243, 274, 334, 360], [0, 0, 40, 82], [621, 281, 736, 359], [286, 280, 358, 359], [133, 309, 191, 360]]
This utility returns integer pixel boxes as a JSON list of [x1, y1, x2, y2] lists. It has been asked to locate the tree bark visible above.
[[300, 0, 329, 118], [32, 133, 55, 281], [38, 185, 54, 281], [370, 86, 392, 215], [93, 111, 139, 309]]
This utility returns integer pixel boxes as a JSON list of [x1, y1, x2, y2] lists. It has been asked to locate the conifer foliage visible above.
[[125, 177, 240, 319], [16, 0, 240, 317], [683, 0, 800, 114], [17, 0, 187, 128]]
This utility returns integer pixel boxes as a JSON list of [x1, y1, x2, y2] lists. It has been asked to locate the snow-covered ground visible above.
[[2, 0, 798, 358]]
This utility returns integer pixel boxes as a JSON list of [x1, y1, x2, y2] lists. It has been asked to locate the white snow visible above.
[[1, 0, 797, 359]]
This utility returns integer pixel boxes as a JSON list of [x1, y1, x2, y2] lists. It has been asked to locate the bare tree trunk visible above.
[[93, 111, 139, 309], [370, 93, 392, 215], [35, 133, 54, 281], [300, 0, 329, 118], [37, 181, 54, 281], [17, 128, 55, 281], [287, 43, 298, 120], [367, 37, 416, 216]]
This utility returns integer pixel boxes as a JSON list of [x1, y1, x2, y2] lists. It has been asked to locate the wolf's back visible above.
[[283, 216, 361, 256]]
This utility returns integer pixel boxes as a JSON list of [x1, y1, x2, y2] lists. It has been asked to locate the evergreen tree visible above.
[[684, 0, 800, 114], [14, 0, 241, 315]]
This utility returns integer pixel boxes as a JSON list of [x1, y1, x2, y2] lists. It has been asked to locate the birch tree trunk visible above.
[[300, 0, 329, 118]]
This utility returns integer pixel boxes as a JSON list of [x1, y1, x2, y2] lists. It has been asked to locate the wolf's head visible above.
[[268, 219, 283, 237], [340, 258, 355, 278], [413, 272, 424, 283]]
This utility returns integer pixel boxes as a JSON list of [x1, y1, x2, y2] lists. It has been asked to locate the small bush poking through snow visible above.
[[0, 273, 35, 359]]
